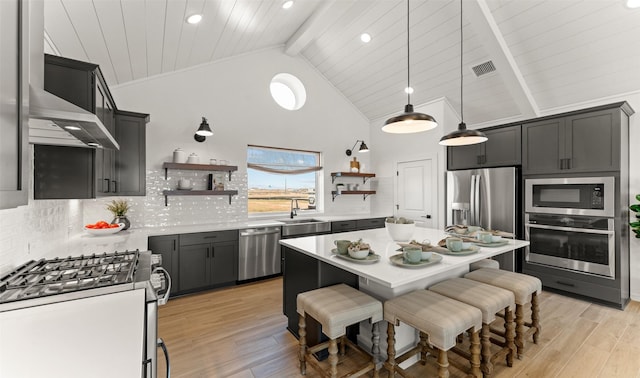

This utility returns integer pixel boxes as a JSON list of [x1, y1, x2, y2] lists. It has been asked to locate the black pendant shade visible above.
[[195, 117, 213, 136], [382, 0, 437, 134], [439, 0, 487, 146], [439, 122, 487, 146]]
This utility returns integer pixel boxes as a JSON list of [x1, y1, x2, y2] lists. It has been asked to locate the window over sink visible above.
[[247, 145, 321, 214]]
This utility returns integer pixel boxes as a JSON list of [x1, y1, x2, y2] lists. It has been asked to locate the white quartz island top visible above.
[[280, 226, 529, 290]]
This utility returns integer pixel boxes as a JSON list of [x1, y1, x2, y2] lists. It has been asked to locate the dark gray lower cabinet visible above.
[[178, 231, 238, 293], [331, 217, 386, 233], [148, 235, 179, 295]]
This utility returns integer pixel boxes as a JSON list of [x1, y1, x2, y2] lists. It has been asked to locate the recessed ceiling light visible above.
[[360, 33, 372, 43], [282, 1, 293, 9], [186, 14, 202, 24], [404, 87, 414, 94], [64, 125, 81, 131], [627, 0, 640, 8]]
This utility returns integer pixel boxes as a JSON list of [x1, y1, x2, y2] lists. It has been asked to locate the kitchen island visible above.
[[280, 226, 529, 361]]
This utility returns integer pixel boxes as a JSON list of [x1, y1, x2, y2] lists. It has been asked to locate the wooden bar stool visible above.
[[429, 278, 516, 378], [383, 290, 483, 378], [296, 284, 383, 378], [464, 268, 542, 359]]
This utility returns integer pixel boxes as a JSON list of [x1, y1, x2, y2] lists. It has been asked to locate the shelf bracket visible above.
[[363, 193, 371, 201], [362, 177, 370, 184], [164, 195, 168, 206], [227, 194, 232, 205], [332, 192, 339, 202], [164, 168, 168, 180], [227, 170, 233, 181]]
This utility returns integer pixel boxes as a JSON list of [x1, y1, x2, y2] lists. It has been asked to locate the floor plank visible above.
[[158, 277, 640, 378]]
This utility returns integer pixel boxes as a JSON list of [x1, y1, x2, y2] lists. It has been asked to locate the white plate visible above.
[[83, 223, 125, 236], [389, 253, 443, 268], [331, 249, 380, 264], [472, 240, 509, 247], [438, 245, 480, 256]]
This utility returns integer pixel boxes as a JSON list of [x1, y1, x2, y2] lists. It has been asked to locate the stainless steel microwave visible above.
[[525, 177, 615, 217]]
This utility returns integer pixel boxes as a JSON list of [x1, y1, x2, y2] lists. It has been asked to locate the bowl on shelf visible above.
[[83, 223, 125, 236], [385, 221, 415, 241]]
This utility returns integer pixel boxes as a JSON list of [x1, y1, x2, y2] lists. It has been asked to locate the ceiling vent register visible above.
[[472, 60, 496, 77]]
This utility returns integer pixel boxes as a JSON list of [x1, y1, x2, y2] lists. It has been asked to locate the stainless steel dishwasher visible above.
[[238, 227, 281, 281]]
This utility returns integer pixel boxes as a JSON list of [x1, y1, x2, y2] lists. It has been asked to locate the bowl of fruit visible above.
[[84, 220, 125, 235]]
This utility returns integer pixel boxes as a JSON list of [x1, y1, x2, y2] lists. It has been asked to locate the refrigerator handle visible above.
[[474, 174, 481, 226], [470, 175, 477, 226]]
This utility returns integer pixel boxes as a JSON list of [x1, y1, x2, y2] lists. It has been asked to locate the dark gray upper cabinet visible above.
[[0, 0, 28, 209], [36, 55, 148, 199], [34, 145, 94, 199], [447, 125, 522, 170], [115, 110, 149, 196], [523, 105, 628, 174]]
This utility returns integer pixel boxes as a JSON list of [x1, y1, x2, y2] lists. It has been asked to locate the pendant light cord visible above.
[[460, 0, 464, 123], [406, 0, 411, 105]]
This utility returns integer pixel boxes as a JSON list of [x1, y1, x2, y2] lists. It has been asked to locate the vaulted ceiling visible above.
[[44, 0, 640, 125]]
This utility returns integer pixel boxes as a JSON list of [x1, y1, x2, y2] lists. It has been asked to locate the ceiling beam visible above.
[[466, 0, 540, 118], [284, 0, 342, 56]]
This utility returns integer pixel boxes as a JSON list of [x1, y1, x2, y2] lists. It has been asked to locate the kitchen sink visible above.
[[278, 218, 331, 237], [279, 218, 325, 224]]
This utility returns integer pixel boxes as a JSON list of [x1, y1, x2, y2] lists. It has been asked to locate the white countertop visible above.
[[279, 227, 529, 289], [73, 214, 391, 254]]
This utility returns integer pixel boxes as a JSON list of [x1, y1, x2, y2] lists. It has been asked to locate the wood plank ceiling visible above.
[[43, 0, 640, 125]]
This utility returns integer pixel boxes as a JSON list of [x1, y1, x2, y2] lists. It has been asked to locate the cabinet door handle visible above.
[[112, 180, 117, 193], [104, 179, 110, 192], [204, 236, 217, 239], [477, 155, 482, 165], [566, 158, 571, 170], [556, 280, 575, 287]]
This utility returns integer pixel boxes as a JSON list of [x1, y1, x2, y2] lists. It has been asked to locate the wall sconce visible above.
[[194, 117, 213, 142], [345, 140, 369, 156]]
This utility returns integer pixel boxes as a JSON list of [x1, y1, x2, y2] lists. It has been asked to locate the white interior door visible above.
[[396, 158, 437, 228]]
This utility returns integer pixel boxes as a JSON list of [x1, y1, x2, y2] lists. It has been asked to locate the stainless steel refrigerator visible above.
[[446, 167, 519, 271]]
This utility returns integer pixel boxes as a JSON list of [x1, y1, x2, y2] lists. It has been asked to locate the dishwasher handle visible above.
[[240, 229, 281, 237]]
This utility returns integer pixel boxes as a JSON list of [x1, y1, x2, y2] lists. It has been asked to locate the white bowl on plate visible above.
[[84, 223, 125, 236], [348, 248, 370, 259], [385, 222, 415, 241]]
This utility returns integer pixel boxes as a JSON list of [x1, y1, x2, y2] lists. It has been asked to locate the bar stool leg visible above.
[[372, 322, 381, 378], [298, 314, 307, 375], [481, 323, 493, 378], [469, 329, 482, 378], [339, 336, 346, 356], [385, 323, 397, 376], [328, 338, 339, 378], [515, 304, 525, 359], [437, 348, 449, 378], [505, 307, 515, 367], [532, 292, 541, 344], [419, 331, 429, 365]]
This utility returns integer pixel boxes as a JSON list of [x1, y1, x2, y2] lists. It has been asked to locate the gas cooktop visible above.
[[0, 251, 140, 305]]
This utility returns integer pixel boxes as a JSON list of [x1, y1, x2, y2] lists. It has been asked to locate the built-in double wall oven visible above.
[[524, 177, 616, 278]]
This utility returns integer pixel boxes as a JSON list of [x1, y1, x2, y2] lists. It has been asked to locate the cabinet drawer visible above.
[[179, 230, 238, 246], [356, 218, 385, 230], [331, 221, 357, 232]]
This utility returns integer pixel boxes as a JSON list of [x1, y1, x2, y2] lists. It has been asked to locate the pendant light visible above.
[[382, 0, 437, 134], [439, 0, 487, 146]]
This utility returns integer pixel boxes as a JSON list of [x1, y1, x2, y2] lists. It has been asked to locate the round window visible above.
[[270, 73, 306, 110]]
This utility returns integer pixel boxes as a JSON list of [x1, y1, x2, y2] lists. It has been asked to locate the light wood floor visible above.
[[158, 277, 640, 378]]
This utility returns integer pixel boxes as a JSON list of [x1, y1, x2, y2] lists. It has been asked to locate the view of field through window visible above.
[[247, 146, 319, 213]]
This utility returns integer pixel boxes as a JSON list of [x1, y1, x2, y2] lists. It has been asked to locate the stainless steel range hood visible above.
[[27, 0, 118, 150], [28, 86, 119, 150]]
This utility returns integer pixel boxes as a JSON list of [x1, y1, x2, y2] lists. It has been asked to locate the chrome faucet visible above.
[[290, 198, 300, 219]]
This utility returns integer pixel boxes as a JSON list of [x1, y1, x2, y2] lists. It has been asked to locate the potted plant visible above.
[[106, 199, 131, 230], [630, 194, 640, 238]]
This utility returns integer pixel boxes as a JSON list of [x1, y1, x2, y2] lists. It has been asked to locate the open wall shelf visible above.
[[162, 162, 238, 206], [162, 190, 238, 206], [331, 190, 376, 201], [330, 172, 375, 184], [163, 162, 238, 180]]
